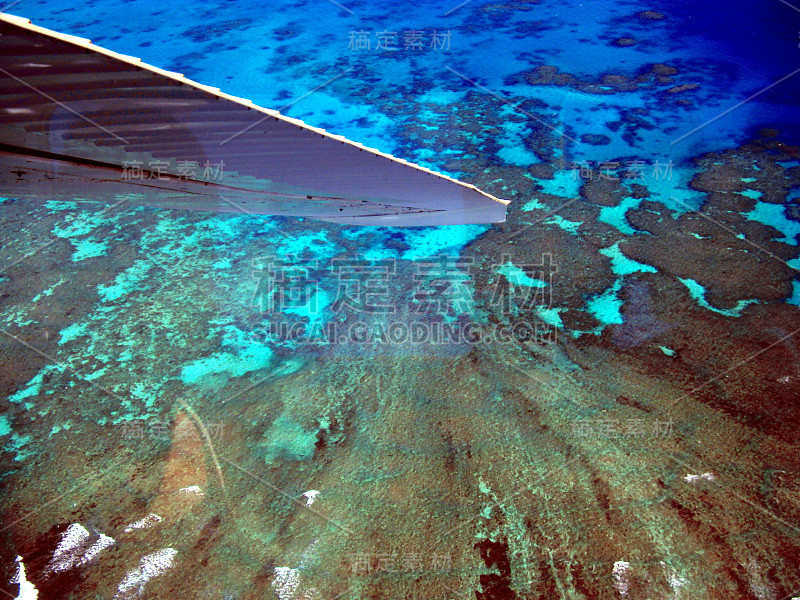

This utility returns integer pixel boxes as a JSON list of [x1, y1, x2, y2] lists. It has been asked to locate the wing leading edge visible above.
[[0, 13, 509, 226]]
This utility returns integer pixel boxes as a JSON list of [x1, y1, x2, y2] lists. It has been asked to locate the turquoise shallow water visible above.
[[2, 1, 800, 599]]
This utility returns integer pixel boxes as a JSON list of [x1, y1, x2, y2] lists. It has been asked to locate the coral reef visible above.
[[1, 1, 800, 598]]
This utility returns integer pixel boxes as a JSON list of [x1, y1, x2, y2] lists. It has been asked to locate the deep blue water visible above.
[[13, 0, 800, 168]]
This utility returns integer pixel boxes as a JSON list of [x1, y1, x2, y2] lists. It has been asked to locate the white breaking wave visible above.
[[49, 523, 90, 572], [302, 490, 321, 506], [12, 556, 38, 600], [272, 565, 319, 600], [123, 513, 162, 533], [612, 561, 630, 596], [272, 567, 300, 600], [683, 472, 716, 484], [115, 548, 177, 599], [80, 534, 115, 565], [47, 523, 115, 573]]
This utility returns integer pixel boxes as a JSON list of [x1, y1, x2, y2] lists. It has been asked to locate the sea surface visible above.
[[2, 1, 800, 599]]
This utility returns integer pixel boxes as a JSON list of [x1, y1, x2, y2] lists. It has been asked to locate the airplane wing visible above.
[[0, 13, 508, 226]]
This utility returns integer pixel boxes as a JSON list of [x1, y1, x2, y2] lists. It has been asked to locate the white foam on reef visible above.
[[11, 556, 38, 600], [47, 523, 115, 572], [123, 513, 162, 533], [272, 566, 319, 600], [115, 548, 177, 599], [47, 524, 115, 572], [612, 561, 630, 596], [272, 567, 299, 600], [80, 534, 115, 565], [49, 523, 90, 572], [683, 472, 715, 484], [302, 490, 320, 506]]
